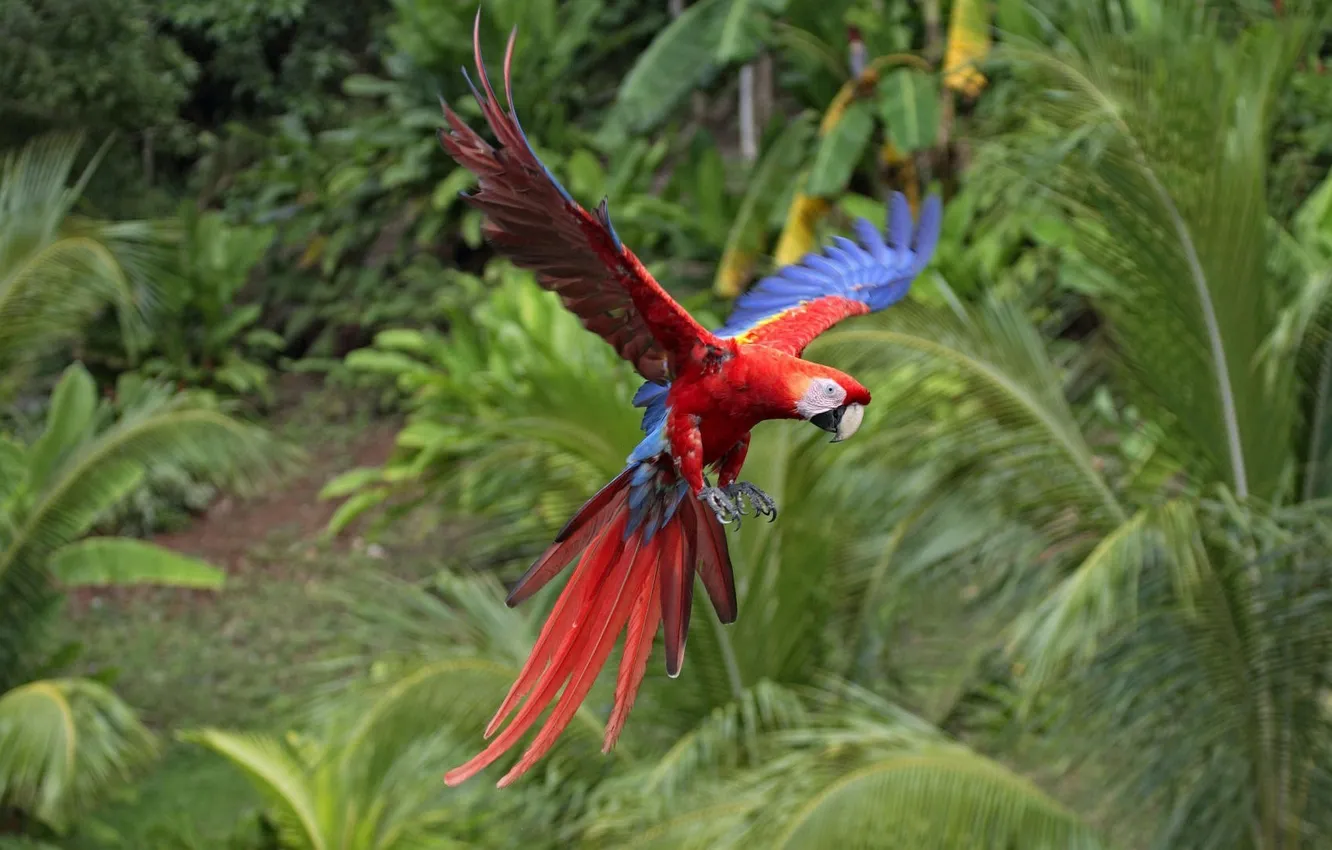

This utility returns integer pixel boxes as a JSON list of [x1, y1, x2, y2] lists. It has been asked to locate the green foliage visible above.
[[389, 0, 658, 147], [78, 372, 223, 539], [123, 206, 281, 405], [205, 81, 456, 357], [159, 0, 385, 123], [187, 569, 608, 849], [1266, 18, 1332, 221], [0, 0, 195, 147], [8, 0, 1332, 846], [878, 69, 939, 154], [807, 7, 1332, 845], [598, 0, 734, 142], [0, 133, 171, 397], [585, 685, 1100, 849], [0, 362, 291, 692], [0, 679, 156, 834], [47, 540, 222, 589], [682, 2, 954, 296], [806, 102, 875, 198], [198, 0, 703, 360], [323, 264, 642, 546], [0, 359, 289, 840], [999, 8, 1307, 502], [601, 0, 919, 144]]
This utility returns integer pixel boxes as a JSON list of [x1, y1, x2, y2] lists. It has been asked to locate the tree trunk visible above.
[[738, 63, 757, 161]]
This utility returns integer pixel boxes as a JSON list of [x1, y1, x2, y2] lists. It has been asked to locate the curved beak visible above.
[[809, 402, 865, 443]]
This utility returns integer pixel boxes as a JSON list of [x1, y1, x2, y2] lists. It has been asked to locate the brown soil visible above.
[[65, 378, 403, 616], [147, 421, 400, 573]]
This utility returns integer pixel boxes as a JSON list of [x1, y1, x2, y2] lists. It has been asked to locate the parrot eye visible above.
[[796, 377, 850, 420]]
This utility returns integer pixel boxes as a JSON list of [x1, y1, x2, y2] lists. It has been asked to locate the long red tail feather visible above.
[[444, 469, 732, 788], [605, 563, 661, 751], [659, 512, 693, 678], [492, 536, 660, 785], [692, 498, 737, 623], [505, 488, 622, 608], [551, 467, 634, 544], [481, 503, 628, 738]]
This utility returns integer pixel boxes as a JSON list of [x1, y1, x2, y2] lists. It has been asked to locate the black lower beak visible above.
[[810, 406, 844, 434]]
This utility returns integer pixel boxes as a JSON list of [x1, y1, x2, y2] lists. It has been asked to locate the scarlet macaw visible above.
[[438, 16, 941, 788]]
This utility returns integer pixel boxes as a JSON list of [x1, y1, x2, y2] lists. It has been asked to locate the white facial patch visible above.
[[796, 377, 846, 419]]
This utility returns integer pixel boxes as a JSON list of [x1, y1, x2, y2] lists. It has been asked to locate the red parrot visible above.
[[438, 15, 941, 788]]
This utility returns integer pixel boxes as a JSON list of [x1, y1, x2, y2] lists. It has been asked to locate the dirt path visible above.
[[66, 404, 402, 616], [149, 420, 400, 573]]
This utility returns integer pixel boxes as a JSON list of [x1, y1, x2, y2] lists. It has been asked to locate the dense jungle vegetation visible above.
[[2, 0, 1332, 847]]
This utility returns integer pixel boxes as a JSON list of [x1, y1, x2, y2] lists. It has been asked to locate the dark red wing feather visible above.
[[437, 15, 711, 382]]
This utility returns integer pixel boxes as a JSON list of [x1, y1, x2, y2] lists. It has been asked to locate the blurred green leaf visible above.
[[878, 70, 939, 153], [48, 538, 225, 589], [805, 101, 875, 198]]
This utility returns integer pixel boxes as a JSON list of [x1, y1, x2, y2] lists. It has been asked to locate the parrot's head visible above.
[[790, 367, 871, 443]]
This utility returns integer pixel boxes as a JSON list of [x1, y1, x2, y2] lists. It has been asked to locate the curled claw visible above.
[[699, 486, 742, 527], [725, 482, 779, 523]]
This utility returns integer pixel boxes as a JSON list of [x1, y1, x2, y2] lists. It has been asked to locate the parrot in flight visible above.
[[438, 14, 941, 788]]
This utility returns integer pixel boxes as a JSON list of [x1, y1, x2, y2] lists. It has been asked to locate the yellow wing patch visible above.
[[732, 301, 810, 346]]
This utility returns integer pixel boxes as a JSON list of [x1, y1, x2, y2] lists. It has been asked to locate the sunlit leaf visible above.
[[805, 101, 874, 197], [47, 538, 225, 589], [878, 70, 939, 154]]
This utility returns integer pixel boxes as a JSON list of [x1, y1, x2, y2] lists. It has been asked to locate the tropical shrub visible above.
[[0, 362, 289, 692], [0, 134, 172, 399], [121, 206, 282, 406], [0, 364, 291, 837]]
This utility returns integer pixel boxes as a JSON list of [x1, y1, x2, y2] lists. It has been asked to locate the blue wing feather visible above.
[[888, 192, 913, 250], [714, 191, 942, 343]]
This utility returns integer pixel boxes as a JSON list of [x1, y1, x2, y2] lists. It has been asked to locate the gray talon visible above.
[[725, 482, 779, 522], [699, 486, 742, 527]]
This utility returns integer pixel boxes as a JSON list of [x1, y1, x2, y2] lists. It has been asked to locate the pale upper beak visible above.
[[809, 402, 865, 443]]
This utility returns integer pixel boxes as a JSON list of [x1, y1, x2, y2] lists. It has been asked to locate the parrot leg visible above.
[[698, 486, 743, 527], [724, 482, 778, 522]]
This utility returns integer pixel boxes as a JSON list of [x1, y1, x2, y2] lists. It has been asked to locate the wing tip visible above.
[[596, 197, 623, 251]]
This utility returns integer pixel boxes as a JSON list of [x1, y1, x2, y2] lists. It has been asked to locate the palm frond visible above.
[[0, 133, 173, 387], [182, 730, 324, 850], [189, 670, 586, 850], [768, 750, 1100, 849], [606, 679, 810, 802], [819, 293, 1126, 555], [295, 569, 613, 790], [0, 678, 156, 832], [0, 366, 291, 691], [1, 386, 289, 586], [1022, 494, 1332, 847], [585, 680, 1102, 849], [994, 10, 1311, 500], [1007, 506, 1156, 697]]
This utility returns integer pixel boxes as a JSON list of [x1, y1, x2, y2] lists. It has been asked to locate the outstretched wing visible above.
[[715, 192, 942, 356], [437, 14, 711, 383]]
